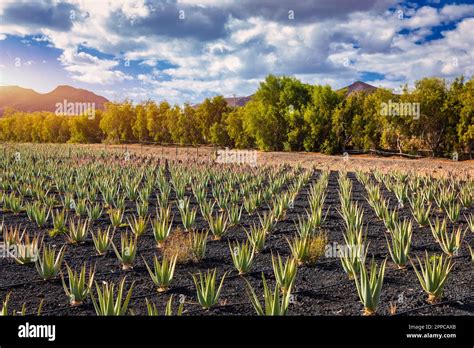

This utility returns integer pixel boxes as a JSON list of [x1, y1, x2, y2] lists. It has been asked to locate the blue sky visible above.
[[0, 0, 473, 104]]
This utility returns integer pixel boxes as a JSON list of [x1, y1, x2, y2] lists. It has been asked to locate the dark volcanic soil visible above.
[[0, 170, 473, 316]]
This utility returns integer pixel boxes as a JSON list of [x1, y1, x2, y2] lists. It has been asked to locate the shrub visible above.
[[162, 228, 195, 264]]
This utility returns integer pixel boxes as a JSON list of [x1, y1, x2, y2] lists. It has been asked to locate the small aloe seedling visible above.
[[112, 232, 137, 270], [61, 263, 95, 306], [246, 274, 291, 316], [50, 209, 67, 237], [145, 295, 184, 316], [229, 239, 255, 275], [12, 232, 41, 265], [227, 204, 243, 226], [151, 216, 173, 248], [465, 214, 473, 233], [340, 242, 368, 279], [66, 218, 89, 244], [445, 201, 460, 223], [190, 230, 208, 261], [208, 212, 228, 241], [86, 203, 103, 221], [385, 219, 412, 269], [466, 242, 474, 263], [245, 224, 266, 253], [35, 244, 66, 280], [411, 252, 454, 303], [192, 269, 226, 309], [353, 258, 387, 316], [272, 253, 297, 293], [287, 236, 310, 265], [143, 254, 177, 292], [429, 217, 447, 241], [178, 198, 197, 231], [435, 225, 465, 257], [91, 227, 112, 256], [0, 292, 28, 316], [91, 278, 134, 316], [108, 208, 124, 228], [127, 215, 148, 238]]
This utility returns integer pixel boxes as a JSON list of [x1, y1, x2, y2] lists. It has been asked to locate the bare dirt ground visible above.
[[82, 143, 473, 179]]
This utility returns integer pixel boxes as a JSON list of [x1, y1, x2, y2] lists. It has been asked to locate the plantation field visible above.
[[84, 143, 474, 178], [0, 144, 473, 316]]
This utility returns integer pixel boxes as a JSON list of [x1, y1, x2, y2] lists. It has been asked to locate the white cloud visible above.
[[59, 50, 133, 84], [0, 1, 473, 102]]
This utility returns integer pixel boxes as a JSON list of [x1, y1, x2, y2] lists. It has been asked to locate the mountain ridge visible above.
[[0, 85, 109, 115], [0, 80, 378, 115]]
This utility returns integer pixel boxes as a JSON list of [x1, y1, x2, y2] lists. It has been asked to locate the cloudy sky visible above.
[[0, 0, 473, 104]]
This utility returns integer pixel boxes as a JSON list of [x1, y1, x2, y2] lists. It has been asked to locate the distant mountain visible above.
[[192, 94, 253, 109], [223, 95, 253, 107], [0, 85, 109, 115], [338, 81, 378, 95]]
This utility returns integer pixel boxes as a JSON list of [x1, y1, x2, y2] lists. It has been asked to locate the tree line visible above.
[[0, 74, 472, 157]]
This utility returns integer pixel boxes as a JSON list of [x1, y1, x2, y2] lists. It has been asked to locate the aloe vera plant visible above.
[[465, 213, 473, 233], [91, 278, 134, 316], [151, 216, 173, 248], [192, 269, 226, 309], [112, 232, 137, 270], [429, 217, 447, 241], [340, 241, 368, 279], [50, 209, 68, 237], [35, 244, 66, 280], [467, 243, 474, 263], [127, 215, 148, 238], [287, 236, 310, 265], [108, 208, 124, 228], [91, 227, 112, 256], [385, 219, 412, 269], [178, 198, 197, 231], [445, 201, 460, 223], [12, 232, 41, 265], [208, 212, 228, 240], [227, 204, 243, 226], [0, 292, 27, 316], [61, 263, 95, 306], [66, 218, 89, 244], [353, 258, 387, 316], [245, 224, 266, 253], [86, 203, 103, 221], [229, 239, 255, 275], [143, 254, 177, 292], [411, 252, 454, 303], [145, 295, 184, 316], [435, 225, 465, 257], [410, 201, 431, 227], [190, 230, 208, 261], [272, 253, 297, 293], [246, 274, 291, 316]]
